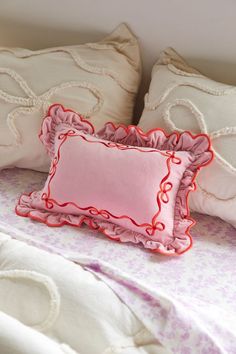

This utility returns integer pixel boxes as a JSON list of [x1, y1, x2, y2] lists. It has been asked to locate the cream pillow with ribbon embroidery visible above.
[[0, 23, 141, 171], [139, 47, 236, 227]]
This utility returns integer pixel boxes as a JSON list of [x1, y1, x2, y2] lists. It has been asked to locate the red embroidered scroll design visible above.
[[41, 130, 182, 236]]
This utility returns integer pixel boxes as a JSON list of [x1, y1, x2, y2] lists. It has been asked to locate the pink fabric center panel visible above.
[[41, 130, 191, 237]]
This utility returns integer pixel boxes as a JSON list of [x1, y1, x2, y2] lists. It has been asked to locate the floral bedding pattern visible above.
[[1, 168, 236, 353]]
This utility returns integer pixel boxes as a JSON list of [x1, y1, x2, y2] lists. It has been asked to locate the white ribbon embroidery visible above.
[[0, 269, 61, 332]]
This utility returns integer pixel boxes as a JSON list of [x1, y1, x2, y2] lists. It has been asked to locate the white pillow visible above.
[[0, 23, 141, 172], [139, 47, 236, 227]]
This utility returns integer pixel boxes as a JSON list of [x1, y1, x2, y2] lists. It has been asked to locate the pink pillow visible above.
[[16, 104, 213, 255]]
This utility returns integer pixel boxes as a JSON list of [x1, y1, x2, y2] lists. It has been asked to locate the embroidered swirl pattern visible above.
[[41, 130, 181, 237], [144, 54, 236, 205], [0, 66, 104, 147], [0, 41, 138, 148]]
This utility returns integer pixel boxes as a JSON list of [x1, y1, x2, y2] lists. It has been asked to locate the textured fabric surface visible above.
[[138, 47, 236, 228], [16, 104, 213, 255], [0, 234, 163, 354], [0, 23, 141, 171], [1, 168, 236, 353]]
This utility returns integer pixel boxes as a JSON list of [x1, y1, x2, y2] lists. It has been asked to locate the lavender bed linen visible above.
[[1, 168, 236, 354]]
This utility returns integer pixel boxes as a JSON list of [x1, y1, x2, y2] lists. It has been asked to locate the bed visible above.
[[1, 167, 236, 353], [0, 167, 166, 354], [1, 1, 236, 353]]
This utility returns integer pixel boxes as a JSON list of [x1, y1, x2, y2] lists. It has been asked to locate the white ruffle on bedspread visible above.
[[1, 168, 236, 353]]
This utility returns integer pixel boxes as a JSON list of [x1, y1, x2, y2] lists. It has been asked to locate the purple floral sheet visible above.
[[1, 168, 236, 354]]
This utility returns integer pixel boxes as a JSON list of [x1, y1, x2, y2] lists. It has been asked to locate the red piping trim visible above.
[[15, 203, 190, 256], [102, 120, 212, 150]]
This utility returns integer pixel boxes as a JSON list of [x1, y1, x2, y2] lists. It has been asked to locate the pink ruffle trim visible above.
[[16, 104, 214, 255], [39, 104, 94, 158]]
